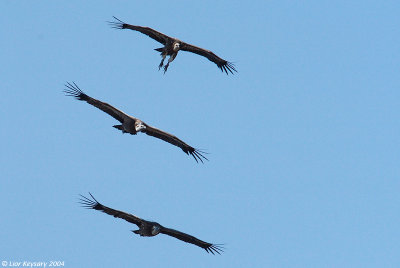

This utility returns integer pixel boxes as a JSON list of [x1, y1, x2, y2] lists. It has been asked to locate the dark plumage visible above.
[[108, 16, 236, 74], [64, 82, 207, 163], [79, 193, 223, 254]]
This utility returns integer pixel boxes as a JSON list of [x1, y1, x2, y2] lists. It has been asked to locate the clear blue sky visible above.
[[1, 1, 399, 267]]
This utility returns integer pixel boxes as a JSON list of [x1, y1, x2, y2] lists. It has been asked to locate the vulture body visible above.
[[108, 17, 236, 74], [64, 82, 207, 163], [79, 193, 223, 254]]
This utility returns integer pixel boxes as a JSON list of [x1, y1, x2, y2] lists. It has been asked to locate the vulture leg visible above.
[[163, 53, 177, 74], [158, 54, 166, 70], [163, 63, 170, 73]]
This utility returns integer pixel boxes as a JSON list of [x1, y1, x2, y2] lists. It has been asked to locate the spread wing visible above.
[[160, 227, 223, 254], [142, 124, 208, 163], [108, 16, 171, 45], [64, 82, 132, 123], [79, 193, 143, 227], [180, 42, 236, 74]]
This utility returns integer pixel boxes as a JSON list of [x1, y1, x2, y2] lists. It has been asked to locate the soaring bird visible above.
[[79, 193, 223, 254], [108, 16, 237, 74], [64, 82, 207, 163]]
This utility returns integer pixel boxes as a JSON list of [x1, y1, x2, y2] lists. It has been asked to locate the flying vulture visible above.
[[79, 193, 223, 254], [64, 82, 207, 163], [108, 16, 237, 74]]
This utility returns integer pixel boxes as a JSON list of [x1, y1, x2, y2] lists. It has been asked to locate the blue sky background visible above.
[[1, 1, 399, 267]]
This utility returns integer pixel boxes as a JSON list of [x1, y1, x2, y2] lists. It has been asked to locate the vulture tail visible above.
[[154, 47, 163, 52], [113, 125, 127, 133]]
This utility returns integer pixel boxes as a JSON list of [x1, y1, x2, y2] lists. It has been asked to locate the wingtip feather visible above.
[[205, 244, 224, 255], [219, 61, 236, 75], [63, 81, 87, 100], [107, 16, 126, 29], [78, 193, 100, 209], [190, 148, 209, 163]]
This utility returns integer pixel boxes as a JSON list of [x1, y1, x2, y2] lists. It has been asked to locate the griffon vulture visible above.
[[79, 193, 223, 254], [108, 16, 236, 74], [64, 82, 207, 163]]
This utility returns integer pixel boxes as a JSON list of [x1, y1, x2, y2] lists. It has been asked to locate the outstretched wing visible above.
[[142, 124, 208, 163], [64, 82, 132, 123], [160, 227, 223, 255], [180, 42, 236, 74], [108, 16, 171, 45], [79, 193, 143, 227]]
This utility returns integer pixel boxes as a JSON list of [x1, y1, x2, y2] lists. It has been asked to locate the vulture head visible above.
[[173, 42, 180, 52], [135, 121, 146, 132], [151, 225, 161, 235]]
